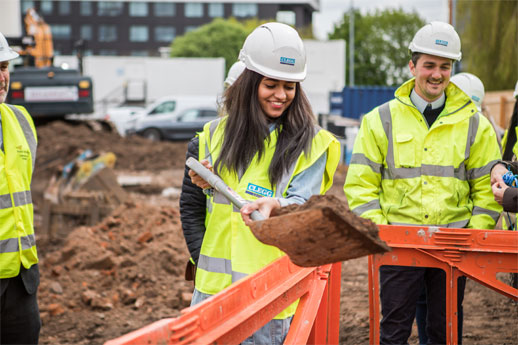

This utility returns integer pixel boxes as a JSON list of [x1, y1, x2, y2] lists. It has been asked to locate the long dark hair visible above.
[[503, 100, 518, 161], [214, 69, 316, 187]]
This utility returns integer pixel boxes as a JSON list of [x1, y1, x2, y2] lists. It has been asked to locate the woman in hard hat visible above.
[[181, 22, 340, 344]]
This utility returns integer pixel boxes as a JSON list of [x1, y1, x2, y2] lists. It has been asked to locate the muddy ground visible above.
[[32, 122, 517, 344]]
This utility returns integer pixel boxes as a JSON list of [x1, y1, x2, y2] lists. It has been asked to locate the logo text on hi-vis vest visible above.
[[17, 145, 30, 161], [280, 57, 295, 66], [435, 39, 448, 46], [246, 183, 274, 198]]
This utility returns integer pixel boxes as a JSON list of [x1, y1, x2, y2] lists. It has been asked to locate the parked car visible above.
[[123, 95, 218, 140], [133, 106, 219, 141]]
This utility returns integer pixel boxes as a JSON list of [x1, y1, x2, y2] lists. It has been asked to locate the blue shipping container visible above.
[[329, 86, 397, 119]]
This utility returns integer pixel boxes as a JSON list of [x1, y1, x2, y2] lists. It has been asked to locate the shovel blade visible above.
[[249, 195, 390, 267]]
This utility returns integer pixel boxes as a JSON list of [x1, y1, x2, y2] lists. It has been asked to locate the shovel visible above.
[[186, 158, 390, 267]]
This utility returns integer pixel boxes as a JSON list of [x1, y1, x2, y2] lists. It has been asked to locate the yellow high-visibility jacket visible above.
[[344, 79, 502, 229], [0, 104, 38, 278], [195, 117, 340, 319]]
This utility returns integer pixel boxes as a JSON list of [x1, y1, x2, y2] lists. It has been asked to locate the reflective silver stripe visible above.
[[0, 234, 36, 253], [350, 153, 382, 174], [13, 190, 32, 207], [464, 112, 479, 160], [390, 219, 470, 228], [6, 105, 37, 171], [0, 194, 13, 209], [472, 206, 501, 222], [0, 238, 18, 253], [198, 254, 232, 275], [213, 191, 231, 205], [378, 102, 394, 171], [232, 271, 248, 283], [206, 197, 212, 213], [467, 160, 499, 180], [352, 199, 381, 216]]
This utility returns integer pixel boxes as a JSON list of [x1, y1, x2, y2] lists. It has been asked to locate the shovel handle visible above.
[[186, 157, 265, 221]]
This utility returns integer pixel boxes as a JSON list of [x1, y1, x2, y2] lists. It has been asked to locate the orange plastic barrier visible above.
[[369, 225, 518, 345], [105, 256, 341, 345]]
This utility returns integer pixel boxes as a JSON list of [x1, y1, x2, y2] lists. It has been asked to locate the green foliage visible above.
[[170, 18, 248, 75], [329, 8, 425, 86], [457, 0, 517, 91]]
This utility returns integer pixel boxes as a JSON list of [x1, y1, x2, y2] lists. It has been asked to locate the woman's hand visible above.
[[491, 163, 508, 186], [240, 197, 281, 226], [492, 182, 508, 205], [188, 159, 213, 189]]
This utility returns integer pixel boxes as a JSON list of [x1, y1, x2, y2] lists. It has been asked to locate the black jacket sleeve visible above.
[[179, 137, 206, 264]]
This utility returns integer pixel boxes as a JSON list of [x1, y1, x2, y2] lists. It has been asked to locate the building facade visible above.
[[19, 0, 318, 57]]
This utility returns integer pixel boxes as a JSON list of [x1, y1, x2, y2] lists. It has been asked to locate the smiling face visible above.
[[0, 61, 9, 104], [409, 53, 452, 102], [257, 77, 296, 120]]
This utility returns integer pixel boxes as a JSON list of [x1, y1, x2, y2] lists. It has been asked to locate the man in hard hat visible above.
[[0, 32, 41, 344], [344, 22, 502, 344]]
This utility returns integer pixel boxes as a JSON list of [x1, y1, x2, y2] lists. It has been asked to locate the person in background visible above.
[[0, 32, 41, 345], [224, 60, 246, 90], [491, 81, 518, 219], [344, 22, 502, 344], [181, 22, 339, 344]]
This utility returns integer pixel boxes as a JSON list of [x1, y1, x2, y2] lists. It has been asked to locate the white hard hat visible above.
[[0, 32, 19, 62], [409, 21, 462, 61], [514, 80, 518, 99], [451, 73, 485, 111], [239, 22, 307, 82], [224, 60, 246, 87]]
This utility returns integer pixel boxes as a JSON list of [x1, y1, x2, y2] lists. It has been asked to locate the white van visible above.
[[125, 95, 220, 141]]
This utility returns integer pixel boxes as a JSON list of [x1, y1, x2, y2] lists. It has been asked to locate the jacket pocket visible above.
[[395, 133, 415, 167]]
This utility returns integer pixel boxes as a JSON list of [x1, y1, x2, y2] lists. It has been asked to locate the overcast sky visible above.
[[312, 0, 450, 40]]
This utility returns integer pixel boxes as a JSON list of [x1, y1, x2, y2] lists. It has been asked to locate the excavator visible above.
[[4, 7, 94, 119]]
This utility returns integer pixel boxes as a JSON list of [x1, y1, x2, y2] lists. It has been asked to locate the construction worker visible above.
[[491, 81, 518, 218], [344, 22, 502, 344], [181, 22, 339, 344], [0, 32, 41, 344]]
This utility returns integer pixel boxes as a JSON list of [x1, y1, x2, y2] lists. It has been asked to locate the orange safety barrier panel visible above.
[[105, 256, 341, 345], [369, 225, 518, 345]]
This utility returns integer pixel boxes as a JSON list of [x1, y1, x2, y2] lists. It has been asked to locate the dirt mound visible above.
[[37, 201, 192, 345]]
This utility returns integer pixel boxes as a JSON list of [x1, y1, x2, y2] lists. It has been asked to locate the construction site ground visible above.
[[33, 121, 517, 345]]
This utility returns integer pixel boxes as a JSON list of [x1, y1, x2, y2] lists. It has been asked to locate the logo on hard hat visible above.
[[472, 95, 480, 102], [435, 39, 448, 47], [280, 57, 295, 66]]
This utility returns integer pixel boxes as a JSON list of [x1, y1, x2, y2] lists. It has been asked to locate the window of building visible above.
[[98, 25, 117, 42], [154, 26, 176, 42], [50, 24, 71, 39], [208, 3, 224, 17], [98, 1, 123, 16], [80, 25, 92, 40], [58, 1, 71, 15], [99, 49, 117, 56], [40, 0, 53, 15], [185, 26, 199, 33], [129, 2, 148, 17], [80, 1, 93, 16], [185, 3, 203, 17], [154, 3, 175, 17], [232, 3, 257, 17], [21, 0, 35, 14], [131, 50, 149, 57], [276, 11, 296, 26], [130, 26, 149, 42]]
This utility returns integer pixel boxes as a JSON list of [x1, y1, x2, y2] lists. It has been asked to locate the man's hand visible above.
[[188, 159, 212, 189], [491, 163, 507, 186], [240, 197, 281, 226], [492, 182, 508, 205]]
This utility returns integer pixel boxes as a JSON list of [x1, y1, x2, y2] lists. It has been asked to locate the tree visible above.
[[456, 0, 517, 91], [170, 18, 248, 75], [329, 8, 425, 86]]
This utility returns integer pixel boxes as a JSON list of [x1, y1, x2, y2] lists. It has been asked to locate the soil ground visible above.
[[32, 122, 517, 344]]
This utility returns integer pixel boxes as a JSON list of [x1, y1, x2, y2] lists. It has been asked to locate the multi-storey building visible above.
[[19, 0, 319, 56]]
